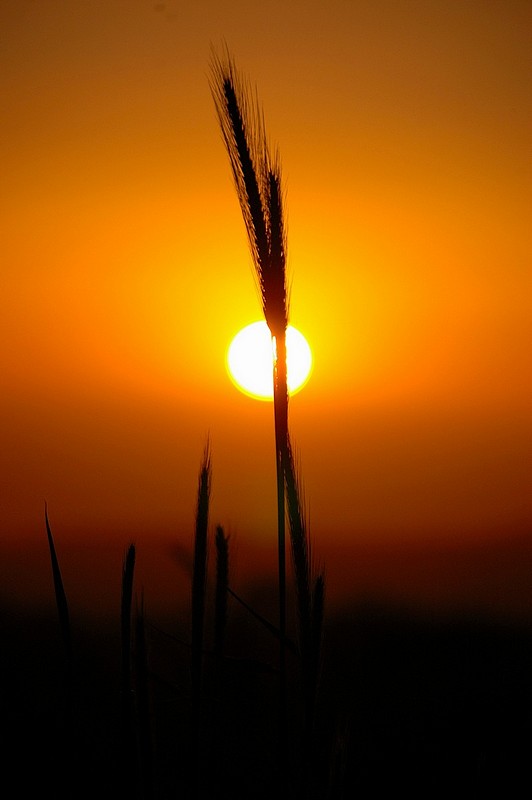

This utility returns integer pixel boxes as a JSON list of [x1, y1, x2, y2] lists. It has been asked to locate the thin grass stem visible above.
[[121, 543, 136, 696], [214, 525, 229, 662], [135, 595, 156, 799], [190, 441, 211, 797]]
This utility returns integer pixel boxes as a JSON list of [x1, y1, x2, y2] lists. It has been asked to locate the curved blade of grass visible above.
[[227, 586, 298, 655], [44, 503, 71, 665]]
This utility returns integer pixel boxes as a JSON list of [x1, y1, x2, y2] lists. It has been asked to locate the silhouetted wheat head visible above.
[[209, 49, 288, 343]]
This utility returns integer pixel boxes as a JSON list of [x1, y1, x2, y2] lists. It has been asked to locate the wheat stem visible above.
[[190, 441, 211, 797], [135, 595, 156, 799], [121, 543, 136, 696], [214, 524, 229, 662], [210, 52, 290, 763]]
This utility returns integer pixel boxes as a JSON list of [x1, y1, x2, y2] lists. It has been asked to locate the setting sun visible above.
[[227, 321, 312, 400]]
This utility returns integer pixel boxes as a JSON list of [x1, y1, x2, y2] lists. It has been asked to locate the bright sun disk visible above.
[[227, 321, 312, 400]]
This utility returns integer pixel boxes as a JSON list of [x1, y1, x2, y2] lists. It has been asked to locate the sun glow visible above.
[[227, 321, 312, 400]]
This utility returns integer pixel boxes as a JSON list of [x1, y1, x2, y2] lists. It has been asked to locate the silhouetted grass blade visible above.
[[44, 503, 72, 665], [120, 543, 139, 793], [135, 595, 156, 799], [190, 441, 211, 797], [121, 543, 136, 695], [214, 524, 229, 662], [227, 586, 298, 655]]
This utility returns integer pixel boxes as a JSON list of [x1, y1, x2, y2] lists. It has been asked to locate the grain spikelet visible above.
[[210, 48, 288, 339]]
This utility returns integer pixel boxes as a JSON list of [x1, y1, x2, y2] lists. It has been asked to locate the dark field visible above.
[[2, 597, 532, 799]]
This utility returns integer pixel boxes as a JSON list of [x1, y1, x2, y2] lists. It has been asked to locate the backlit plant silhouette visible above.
[[41, 49, 326, 800], [210, 48, 290, 736], [210, 48, 325, 785]]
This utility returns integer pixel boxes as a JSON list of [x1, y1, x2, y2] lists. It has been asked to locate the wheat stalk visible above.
[[285, 437, 325, 760], [121, 543, 136, 696], [134, 594, 156, 799], [190, 441, 211, 796], [119, 543, 140, 793], [210, 48, 290, 756]]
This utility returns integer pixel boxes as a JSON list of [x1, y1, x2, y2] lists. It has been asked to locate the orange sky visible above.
[[1, 1, 531, 621]]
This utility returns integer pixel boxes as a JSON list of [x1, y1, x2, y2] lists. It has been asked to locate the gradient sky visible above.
[[2, 0, 531, 620]]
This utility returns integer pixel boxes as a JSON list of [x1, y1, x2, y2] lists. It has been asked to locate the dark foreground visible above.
[[2, 599, 532, 799]]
